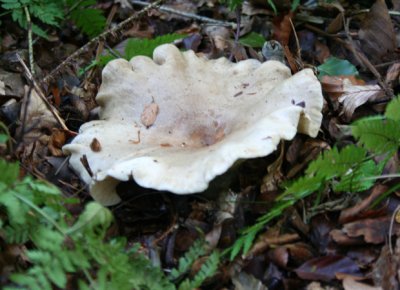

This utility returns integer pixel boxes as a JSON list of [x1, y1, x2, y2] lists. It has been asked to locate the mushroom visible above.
[[63, 44, 323, 206]]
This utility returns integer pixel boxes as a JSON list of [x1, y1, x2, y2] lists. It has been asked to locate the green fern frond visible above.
[[87, 34, 186, 71], [29, 0, 63, 27], [70, 8, 106, 38], [385, 96, 400, 121], [124, 34, 186, 59], [0, 0, 64, 38], [352, 117, 400, 154], [178, 251, 220, 290], [170, 239, 207, 281]]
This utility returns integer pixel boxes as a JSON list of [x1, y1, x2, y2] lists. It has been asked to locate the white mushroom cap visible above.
[[63, 44, 323, 205]]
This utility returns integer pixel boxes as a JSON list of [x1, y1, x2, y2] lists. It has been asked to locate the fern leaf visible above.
[[170, 239, 207, 280], [385, 96, 400, 121], [352, 117, 400, 154], [124, 34, 185, 59], [66, 202, 113, 235], [333, 159, 382, 192], [0, 159, 19, 185], [29, 1, 63, 27], [0, 0, 22, 10], [178, 251, 220, 290], [70, 8, 106, 38]]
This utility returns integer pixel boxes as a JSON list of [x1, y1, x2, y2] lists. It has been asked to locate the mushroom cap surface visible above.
[[63, 44, 323, 205]]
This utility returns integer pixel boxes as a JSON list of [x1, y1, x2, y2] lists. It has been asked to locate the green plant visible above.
[[0, 0, 106, 38], [317, 56, 359, 78], [229, 96, 400, 260], [79, 33, 185, 75], [0, 0, 64, 38], [0, 149, 220, 289], [65, 0, 106, 38]]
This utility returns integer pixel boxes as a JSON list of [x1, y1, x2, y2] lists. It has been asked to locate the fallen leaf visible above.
[[0, 80, 5, 95], [295, 255, 362, 282], [334, 216, 400, 245], [48, 129, 67, 157], [343, 277, 382, 290], [338, 79, 385, 120], [358, 0, 397, 64], [339, 184, 388, 224], [273, 12, 294, 46], [385, 63, 400, 86], [372, 242, 400, 289]]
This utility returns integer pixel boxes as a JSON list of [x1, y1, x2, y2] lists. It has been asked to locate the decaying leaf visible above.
[[295, 255, 362, 282], [0, 80, 5, 95], [338, 79, 385, 119], [358, 0, 397, 64], [331, 216, 400, 245], [342, 277, 382, 290], [48, 128, 67, 157]]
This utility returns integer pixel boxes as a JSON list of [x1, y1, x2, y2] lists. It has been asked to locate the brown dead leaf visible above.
[[320, 76, 365, 101], [372, 241, 400, 290], [338, 79, 385, 120], [330, 229, 365, 246], [333, 216, 400, 245], [343, 277, 382, 290], [273, 12, 294, 46], [248, 225, 299, 258], [314, 41, 330, 63], [326, 12, 344, 34], [261, 142, 284, 194], [268, 246, 289, 268], [204, 25, 232, 56], [339, 184, 388, 224], [295, 255, 362, 282], [48, 128, 67, 157], [286, 242, 315, 266], [358, 0, 397, 64], [385, 63, 400, 87]]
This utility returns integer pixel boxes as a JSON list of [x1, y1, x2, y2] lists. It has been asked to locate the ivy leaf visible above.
[[318, 56, 358, 79]]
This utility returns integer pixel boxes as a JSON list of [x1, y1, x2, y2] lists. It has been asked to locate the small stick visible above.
[[17, 54, 72, 133], [42, 0, 164, 85], [80, 154, 93, 177], [131, 0, 235, 28], [23, 6, 35, 75]]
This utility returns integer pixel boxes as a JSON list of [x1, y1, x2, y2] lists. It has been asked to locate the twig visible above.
[[23, 6, 35, 75], [17, 54, 71, 132], [343, 18, 394, 98], [305, 23, 394, 98], [389, 205, 400, 254], [85, 3, 119, 84], [131, 0, 236, 28], [42, 0, 164, 85], [229, 6, 242, 61]]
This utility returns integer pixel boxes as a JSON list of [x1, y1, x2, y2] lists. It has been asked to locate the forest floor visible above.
[[0, 0, 399, 289]]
